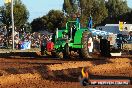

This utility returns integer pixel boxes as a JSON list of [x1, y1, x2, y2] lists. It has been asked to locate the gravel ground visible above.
[[0, 57, 131, 88]]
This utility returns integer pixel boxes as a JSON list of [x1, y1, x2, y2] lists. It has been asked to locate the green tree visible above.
[[80, 0, 108, 26], [14, 0, 29, 28], [121, 10, 132, 23], [0, 0, 29, 29], [63, 0, 108, 26], [63, 0, 81, 19], [102, 0, 131, 24], [31, 10, 66, 32], [63, 0, 131, 26], [63, 0, 72, 15], [0, 5, 11, 27], [31, 17, 46, 32], [47, 10, 66, 32], [92, 0, 108, 25], [20, 22, 32, 33], [106, 0, 130, 18]]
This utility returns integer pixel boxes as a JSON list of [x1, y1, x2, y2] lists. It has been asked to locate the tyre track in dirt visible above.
[[0, 57, 131, 88]]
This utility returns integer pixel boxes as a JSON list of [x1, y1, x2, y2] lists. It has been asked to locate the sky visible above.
[[0, 0, 132, 22]]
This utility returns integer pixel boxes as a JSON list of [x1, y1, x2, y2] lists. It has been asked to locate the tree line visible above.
[[31, 10, 66, 32], [0, 0, 29, 32], [0, 0, 132, 33], [63, 0, 131, 26], [32, 0, 132, 32]]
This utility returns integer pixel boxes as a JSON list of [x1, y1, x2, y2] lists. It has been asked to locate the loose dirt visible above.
[[0, 57, 131, 88]]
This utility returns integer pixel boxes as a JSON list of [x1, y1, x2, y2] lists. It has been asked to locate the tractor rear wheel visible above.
[[80, 31, 100, 59], [63, 43, 69, 59]]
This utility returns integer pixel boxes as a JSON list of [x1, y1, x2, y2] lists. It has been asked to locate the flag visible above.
[[76, 17, 79, 23], [88, 15, 92, 28], [4, 0, 11, 4], [119, 21, 123, 31]]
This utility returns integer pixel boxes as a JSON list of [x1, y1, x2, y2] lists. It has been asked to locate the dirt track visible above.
[[0, 56, 131, 88]]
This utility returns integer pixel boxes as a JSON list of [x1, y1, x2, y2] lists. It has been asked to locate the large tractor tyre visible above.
[[63, 43, 69, 59], [80, 31, 94, 59]]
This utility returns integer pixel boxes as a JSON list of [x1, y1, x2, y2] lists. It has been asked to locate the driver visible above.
[[72, 25, 77, 39]]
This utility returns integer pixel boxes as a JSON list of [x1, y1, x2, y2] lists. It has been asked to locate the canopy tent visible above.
[[89, 28, 113, 36]]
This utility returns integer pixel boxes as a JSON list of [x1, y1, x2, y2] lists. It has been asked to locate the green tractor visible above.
[[51, 18, 100, 59]]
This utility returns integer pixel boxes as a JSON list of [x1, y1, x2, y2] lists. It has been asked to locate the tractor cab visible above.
[[64, 21, 80, 41]]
